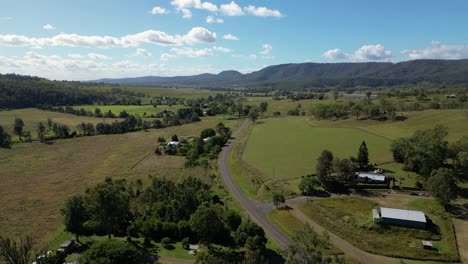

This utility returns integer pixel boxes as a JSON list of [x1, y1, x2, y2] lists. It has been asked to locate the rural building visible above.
[[373, 207, 427, 228], [445, 94, 456, 99], [58, 240, 75, 253], [343, 93, 378, 99], [203, 137, 211, 143], [357, 173, 387, 184], [167, 141, 180, 148]]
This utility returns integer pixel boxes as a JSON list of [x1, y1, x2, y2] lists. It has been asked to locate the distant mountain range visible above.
[[91, 59, 468, 88]]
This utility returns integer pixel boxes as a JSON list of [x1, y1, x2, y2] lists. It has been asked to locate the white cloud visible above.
[[87, 53, 112, 60], [220, 1, 244, 16], [0, 27, 216, 48], [248, 54, 257, 60], [244, 5, 283, 18], [67, 54, 83, 59], [150, 6, 169, 15], [260, 44, 272, 55], [171, 47, 214, 58], [136, 48, 152, 57], [212, 46, 231, 53], [223, 34, 239, 41], [42, 24, 56, 31], [0, 51, 218, 80], [206, 16, 224, 24], [160, 53, 176, 61], [181, 8, 192, 19], [322, 48, 347, 60], [322, 44, 392, 61], [402, 41, 468, 60], [171, 0, 218, 14]]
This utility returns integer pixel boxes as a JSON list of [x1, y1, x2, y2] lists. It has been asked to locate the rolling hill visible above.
[[91, 59, 468, 88]]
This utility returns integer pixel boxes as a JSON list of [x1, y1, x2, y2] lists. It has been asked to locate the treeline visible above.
[[312, 98, 398, 121], [60, 177, 270, 263], [391, 126, 467, 208], [0, 74, 144, 109]]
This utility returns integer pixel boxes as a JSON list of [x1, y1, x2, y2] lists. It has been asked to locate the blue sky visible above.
[[1, 0, 468, 80]]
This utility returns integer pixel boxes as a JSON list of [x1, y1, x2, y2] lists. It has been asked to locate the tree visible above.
[[13, 118, 24, 141], [247, 108, 259, 123], [284, 224, 331, 264], [357, 141, 369, 169], [316, 150, 334, 188], [333, 158, 357, 188], [299, 176, 320, 196], [61, 195, 88, 242], [0, 236, 34, 264], [200, 128, 216, 139], [190, 203, 228, 244], [259, 102, 268, 117], [224, 209, 242, 231], [332, 91, 339, 101], [425, 168, 457, 209], [86, 178, 130, 239], [0, 125, 12, 148], [157, 136, 166, 145], [171, 134, 179, 142], [244, 235, 267, 264], [80, 240, 141, 264], [36, 122, 46, 142], [272, 194, 285, 208], [235, 219, 266, 246]]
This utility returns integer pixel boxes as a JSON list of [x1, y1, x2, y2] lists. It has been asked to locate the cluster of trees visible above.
[[306, 142, 370, 193], [40, 105, 140, 119], [184, 124, 232, 167], [0, 74, 144, 109], [60, 176, 269, 263], [391, 126, 467, 207], [312, 98, 397, 121]]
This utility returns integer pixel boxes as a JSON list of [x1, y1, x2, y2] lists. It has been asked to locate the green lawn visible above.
[[297, 196, 458, 262], [242, 117, 393, 181]]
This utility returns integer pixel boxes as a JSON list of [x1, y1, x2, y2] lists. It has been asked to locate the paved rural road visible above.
[[218, 120, 291, 250]]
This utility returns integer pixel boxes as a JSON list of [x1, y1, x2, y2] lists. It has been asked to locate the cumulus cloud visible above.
[[87, 53, 112, 60], [220, 1, 244, 16], [0, 51, 218, 80], [42, 24, 56, 31], [322, 44, 392, 61], [402, 41, 468, 60], [67, 53, 83, 59], [0, 27, 216, 48], [136, 48, 152, 57], [150, 6, 169, 15], [244, 5, 283, 17], [171, 0, 218, 15], [206, 15, 223, 24], [223, 34, 239, 41], [181, 9, 192, 19], [212, 46, 231, 53], [160, 53, 176, 61], [171, 47, 214, 58], [260, 44, 272, 55]]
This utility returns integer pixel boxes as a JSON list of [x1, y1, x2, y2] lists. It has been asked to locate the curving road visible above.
[[218, 120, 291, 250]]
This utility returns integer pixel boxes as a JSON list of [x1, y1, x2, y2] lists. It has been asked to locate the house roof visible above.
[[357, 173, 386, 182], [380, 207, 426, 223], [167, 141, 180, 145]]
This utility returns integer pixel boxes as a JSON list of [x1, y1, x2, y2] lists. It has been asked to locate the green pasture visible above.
[[74, 104, 184, 117], [242, 117, 393, 181]]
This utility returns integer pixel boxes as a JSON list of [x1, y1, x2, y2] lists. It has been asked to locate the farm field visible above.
[[74, 104, 185, 117], [242, 116, 393, 180], [0, 116, 242, 249], [307, 109, 468, 142], [296, 195, 458, 262], [0, 108, 120, 140]]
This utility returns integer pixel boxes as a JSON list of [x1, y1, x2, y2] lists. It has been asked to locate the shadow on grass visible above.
[[353, 189, 387, 197], [265, 248, 285, 264], [448, 202, 468, 220]]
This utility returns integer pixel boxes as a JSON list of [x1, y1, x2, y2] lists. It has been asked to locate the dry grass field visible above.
[[0, 116, 241, 248]]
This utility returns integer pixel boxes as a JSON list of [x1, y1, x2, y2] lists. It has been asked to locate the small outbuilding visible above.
[[422, 240, 433, 249], [375, 207, 427, 228], [203, 137, 211, 143], [357, 173, 387, 184], [58, 240, 75, 253], [167, 141, 180, 148]]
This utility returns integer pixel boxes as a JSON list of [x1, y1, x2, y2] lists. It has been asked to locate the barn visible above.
[[373, 207, 427, 228]]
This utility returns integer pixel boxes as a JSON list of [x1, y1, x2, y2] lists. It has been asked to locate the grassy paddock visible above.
[[0, 117, 241, 249], [297, 196, 458, 261], [74, 104, 185, 117]]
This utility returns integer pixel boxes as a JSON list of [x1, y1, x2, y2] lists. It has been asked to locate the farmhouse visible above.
[[167, 141, 180, 148], [373, 207, 427, 228], [357, 172, 387, 184]]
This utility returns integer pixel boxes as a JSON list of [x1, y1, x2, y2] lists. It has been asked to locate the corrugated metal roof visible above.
[[380, 207, 426, 223], [357, 173, 386, 182]]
